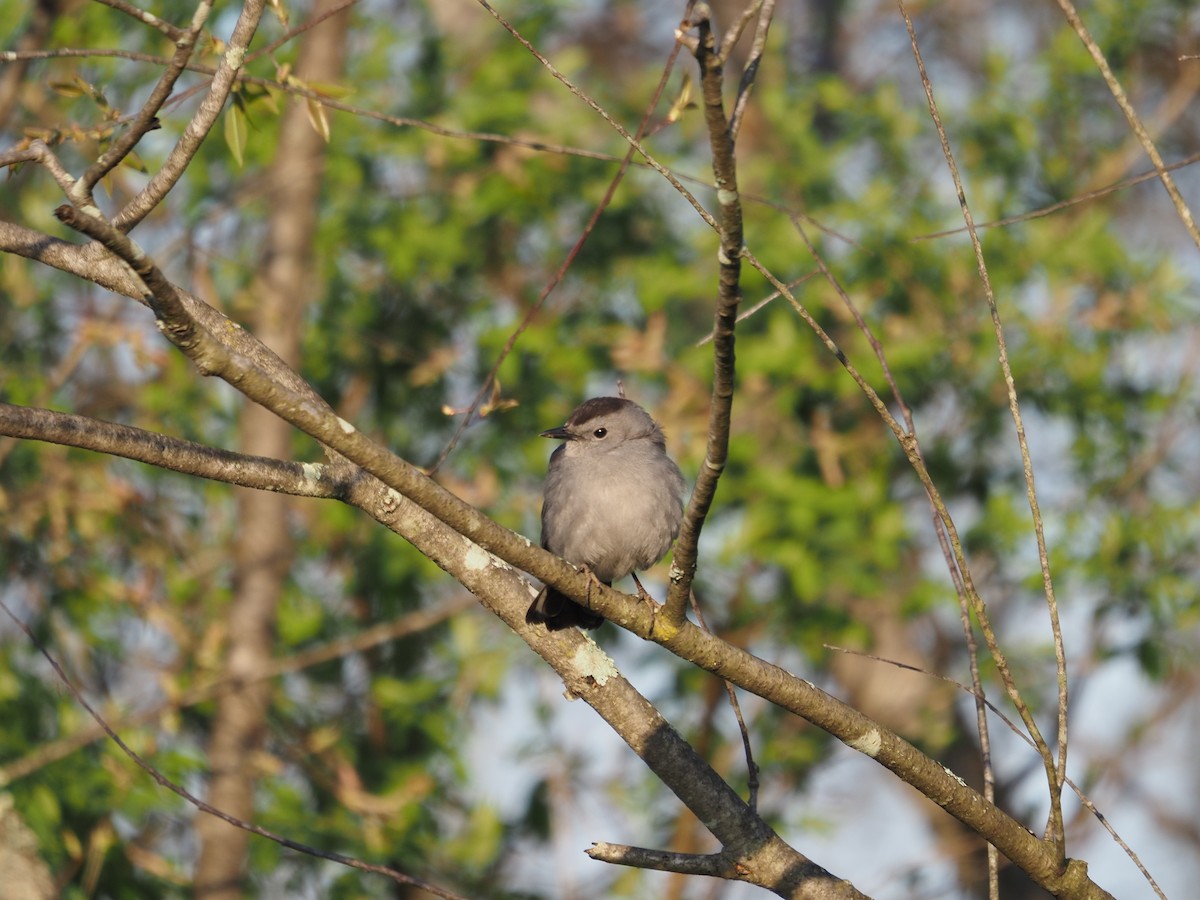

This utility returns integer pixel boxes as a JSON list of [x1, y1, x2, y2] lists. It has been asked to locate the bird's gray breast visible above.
[[541, 441, 684, 583]]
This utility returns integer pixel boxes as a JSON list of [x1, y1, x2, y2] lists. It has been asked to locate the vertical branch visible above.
[[663, 3, 745, 628], [897, 1, 1068, 856]]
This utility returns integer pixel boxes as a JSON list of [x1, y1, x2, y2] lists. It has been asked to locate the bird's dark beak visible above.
[[540, 425, 573, 440]]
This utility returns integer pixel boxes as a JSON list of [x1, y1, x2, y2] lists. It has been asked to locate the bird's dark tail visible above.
[[526, 585, 605, 630]]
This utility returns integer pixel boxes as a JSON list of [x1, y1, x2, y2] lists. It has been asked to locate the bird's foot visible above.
[[579, 564, 607, 608]]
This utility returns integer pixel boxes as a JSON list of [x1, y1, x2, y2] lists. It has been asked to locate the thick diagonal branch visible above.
[[47, 198, 1112, 900]]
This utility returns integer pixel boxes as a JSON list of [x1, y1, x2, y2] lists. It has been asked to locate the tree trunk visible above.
[[193, 4, 349, 895]]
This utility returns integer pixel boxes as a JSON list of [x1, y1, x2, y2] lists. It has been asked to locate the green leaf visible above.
[[224, 102, 248, 167], [304, 97, 331, 143]]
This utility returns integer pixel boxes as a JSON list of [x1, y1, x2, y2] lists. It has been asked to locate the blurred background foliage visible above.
[[1, 0, 1198, 897]]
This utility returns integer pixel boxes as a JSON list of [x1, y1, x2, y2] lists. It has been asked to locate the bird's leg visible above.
[[579, 564, 605, 610], [630, 572, 659, 613]]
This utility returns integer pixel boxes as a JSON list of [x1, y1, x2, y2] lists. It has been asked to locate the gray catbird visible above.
[[527, 396, 686, 630]]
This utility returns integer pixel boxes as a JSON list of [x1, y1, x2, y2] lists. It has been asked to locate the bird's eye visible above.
[[593, 427, 608, 439]]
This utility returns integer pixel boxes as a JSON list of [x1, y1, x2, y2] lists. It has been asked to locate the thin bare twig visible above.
[[9, 140, 79, 194], [75, 0, 214, 204], [113, 0, 265, 230], [738, 240, 1077, 882], [729, 0, 777, 143], [688, 590, 759, 809], [715, 0, 761, 65], [785, 204, 1001, 894], [0, 401, 340, 497], [936, 517, 1000, 897], [93, 0, 187, 41], [0, 312, 117, 470], [0, 44, 642, 169], [694, 271, 818, 346], [426, 5, 694, 473], [472, 0, 721, 235], [0, 599, 469, 900], [898, 1, 1068, 856], [1052, 0, 1200, 251], [823, 644, 1167, 900], [0, 579, 470, 785], [912, 150, 1200, 240], [248, 0, 359, 62]]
